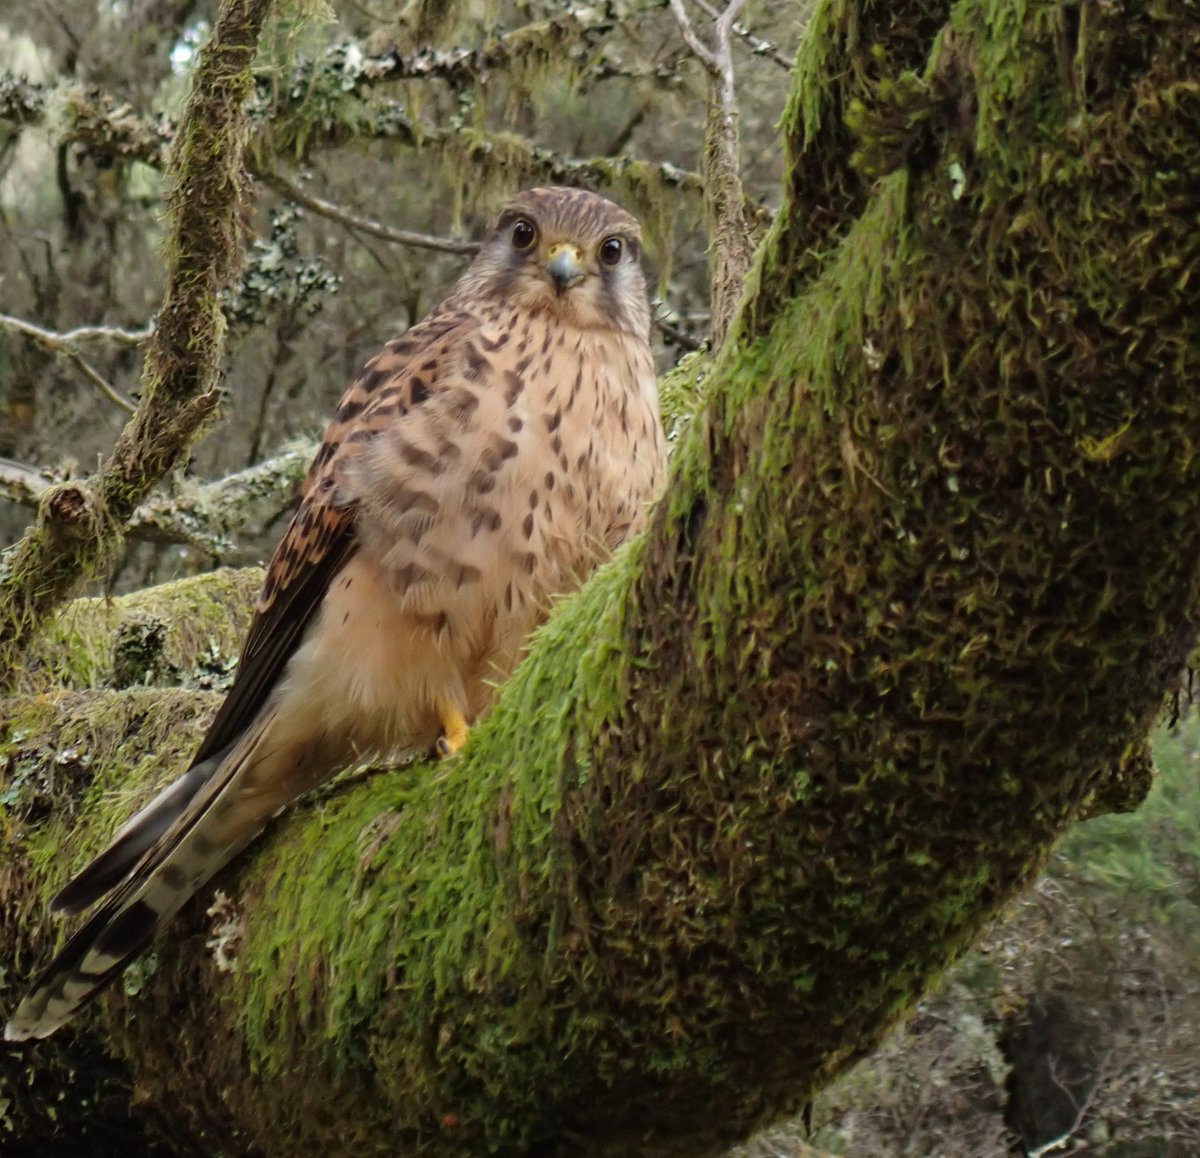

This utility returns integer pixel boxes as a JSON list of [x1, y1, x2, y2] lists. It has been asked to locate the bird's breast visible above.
[[330, 315, 665, 746]]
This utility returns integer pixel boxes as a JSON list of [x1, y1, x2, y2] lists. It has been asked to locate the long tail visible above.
[[5, 712, 279, 1041]]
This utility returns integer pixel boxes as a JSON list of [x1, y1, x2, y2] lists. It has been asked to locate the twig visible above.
[[0, 312, 151, 351], [652, 303, 705, 351], [668, 0, 754, 346], [654, 316, 703, 352], [0, 311, 148, 413], [1026, 1051, 1109, 1158], [255, 170, 480, 255], [691, 0, 793, 69], [61, 350, 137, 413], [0, 446, 314, 559], [668, 0, 723, 71]]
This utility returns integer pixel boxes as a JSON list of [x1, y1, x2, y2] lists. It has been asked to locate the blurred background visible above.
[[0, 0, 790, 586]]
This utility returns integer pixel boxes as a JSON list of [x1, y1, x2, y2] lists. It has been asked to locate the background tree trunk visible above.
[[3, 1, 1200, 1154]]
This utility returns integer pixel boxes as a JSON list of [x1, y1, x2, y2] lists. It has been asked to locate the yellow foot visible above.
[[435, 702, 470, 758]]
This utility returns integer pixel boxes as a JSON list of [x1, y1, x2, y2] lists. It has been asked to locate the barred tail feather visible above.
[[6, 876, 190, 1040], [51, 751, 228, 917], [4, 714, 275, 1042]]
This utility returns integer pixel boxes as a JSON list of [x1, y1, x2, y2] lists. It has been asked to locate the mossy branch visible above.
[[0, 77, 172, 167], [735, 0, 955, 339], [4, 1, 1200, 1155], [0, 71, 702, 218], [280, 8, 615, 92], [0, 0, 273, 689], [12, 568, 260, 693]]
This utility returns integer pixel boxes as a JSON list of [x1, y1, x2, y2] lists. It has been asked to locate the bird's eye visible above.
[[511, 219, 538, 251], [599, 237, 624, 266]]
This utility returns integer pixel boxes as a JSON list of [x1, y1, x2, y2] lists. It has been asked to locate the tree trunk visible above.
[[4, 1, 1199, 1154]]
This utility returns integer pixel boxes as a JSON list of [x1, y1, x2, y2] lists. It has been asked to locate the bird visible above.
[[6, 186, 666, 1041]]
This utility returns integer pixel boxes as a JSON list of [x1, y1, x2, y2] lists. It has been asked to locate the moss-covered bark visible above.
[[4, 1, 1200, 1154], [13, 568, 261, 693]]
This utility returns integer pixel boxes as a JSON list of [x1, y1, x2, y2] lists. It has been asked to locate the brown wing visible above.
[[192, 307, 473, 766], [50, 308, 481, 917]]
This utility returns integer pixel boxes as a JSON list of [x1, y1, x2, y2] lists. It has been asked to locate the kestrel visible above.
[[6, 186, 666, 1040]]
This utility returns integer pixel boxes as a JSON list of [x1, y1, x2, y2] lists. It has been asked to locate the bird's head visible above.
[[455, 187, 652, 338]]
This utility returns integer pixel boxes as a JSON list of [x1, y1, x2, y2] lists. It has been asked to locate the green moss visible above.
[[17, 567, 261, 693], [1, 690, 219, 906], [656, 350, 711, 443]]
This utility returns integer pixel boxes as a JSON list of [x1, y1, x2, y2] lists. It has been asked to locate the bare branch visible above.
[[1026, 1051, 1110, 1158], [255, 170, 480, 255], [668, 0, 721, 72], [61, 351, 138, 413], [0, 311, 146, 413], [652, 302, 705, 352], [691, 0, 794, 70], [668, 0, 755, 346], [42, 321, 155, 346], [0, 458, 53, 509]]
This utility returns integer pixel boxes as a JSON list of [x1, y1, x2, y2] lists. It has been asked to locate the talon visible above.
[[436, 702, 469, 758]]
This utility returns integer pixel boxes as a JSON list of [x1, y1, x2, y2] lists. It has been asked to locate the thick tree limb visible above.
[[0, 0, 273, 686], [12, 568, 261, 693], [4, 4, 1197, 1157], [734, 0, 954, 338]]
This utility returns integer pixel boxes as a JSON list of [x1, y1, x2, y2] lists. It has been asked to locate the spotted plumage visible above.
[[6, 186, 666, 1041]]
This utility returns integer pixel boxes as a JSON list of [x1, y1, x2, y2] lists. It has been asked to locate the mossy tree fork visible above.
[[3, 0, 1199, 1155]]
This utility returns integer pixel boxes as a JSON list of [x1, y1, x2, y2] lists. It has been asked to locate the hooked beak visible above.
[[544, 243, 585, 294]]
